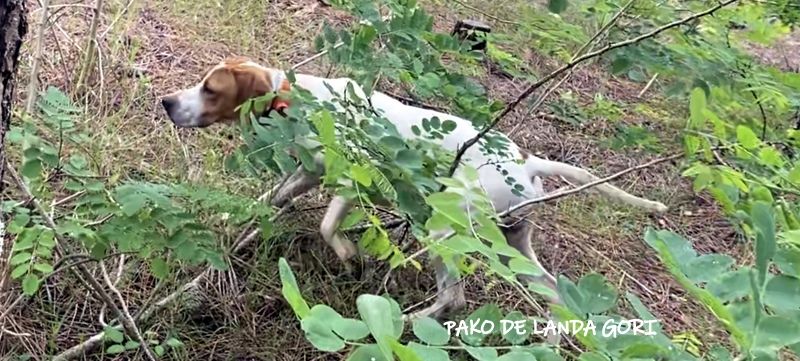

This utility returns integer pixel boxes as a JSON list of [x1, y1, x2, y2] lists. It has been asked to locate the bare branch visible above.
[[444, 0, 739, 179]]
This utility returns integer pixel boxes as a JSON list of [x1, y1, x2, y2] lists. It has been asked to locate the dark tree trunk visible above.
[[0, 0, 27, 194]]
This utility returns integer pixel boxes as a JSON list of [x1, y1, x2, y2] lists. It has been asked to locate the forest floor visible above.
[[6, 0, 790, 359]]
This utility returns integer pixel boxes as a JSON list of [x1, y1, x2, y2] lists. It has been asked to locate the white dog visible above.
[[162, 57, 668, 318]]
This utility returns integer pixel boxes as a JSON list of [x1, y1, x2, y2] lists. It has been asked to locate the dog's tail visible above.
[[523, 154, 668, 213]]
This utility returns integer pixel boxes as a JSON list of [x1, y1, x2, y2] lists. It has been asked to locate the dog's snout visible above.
[[161, 96, 177, 112]]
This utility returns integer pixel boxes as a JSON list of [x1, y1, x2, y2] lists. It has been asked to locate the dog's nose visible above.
[[161, 97, 177, 112]]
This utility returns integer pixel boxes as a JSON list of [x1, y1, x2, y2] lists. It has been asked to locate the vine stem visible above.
[[444, 0, 740, 180]]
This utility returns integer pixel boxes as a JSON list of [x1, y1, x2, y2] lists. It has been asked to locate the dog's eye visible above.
[[201, 84, 215, 95]]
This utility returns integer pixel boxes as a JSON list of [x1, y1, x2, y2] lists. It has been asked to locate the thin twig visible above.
[[100, 261, 156, 360], [444, 0, 739, 180], [637, 73, 659, 98], [24, 0, 51, 114]]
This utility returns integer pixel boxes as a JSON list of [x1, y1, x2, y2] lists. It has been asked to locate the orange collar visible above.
[[269, 70, 291, 116]]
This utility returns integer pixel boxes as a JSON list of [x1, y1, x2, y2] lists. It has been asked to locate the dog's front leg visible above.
[[320, 196, 358, 262], [270, 167, 320, 208], [406, 254, 466, 321]]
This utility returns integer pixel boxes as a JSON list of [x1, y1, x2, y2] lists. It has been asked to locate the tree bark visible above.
[[0, 0, 28, 289], [1, 1, 27, 193]]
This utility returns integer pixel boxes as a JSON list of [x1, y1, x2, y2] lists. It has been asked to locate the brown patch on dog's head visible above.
[[161, 57, 289, 128]]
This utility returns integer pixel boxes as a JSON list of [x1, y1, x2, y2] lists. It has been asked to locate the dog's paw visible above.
[[652, 202, 669, 214]]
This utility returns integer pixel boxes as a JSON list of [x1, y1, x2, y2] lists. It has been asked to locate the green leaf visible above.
[[396, 149, 423, 169], [763, 275, 800, 311], [357, 294, 396, 361], [408, 342, 449, 361], [611, 57, 632, 75], [465, 346, 498, 361], [278, 258, 311, 319], [120, 196, 147, 216], [390, 340, 423, 361], [164, 337, 184, 347], [502, 311, 529, 345], [577, 273, 617, 313], [621, 343, 667, 358], [754, 316, 800, 351], [547, 0, 568, 13], [689, 87, 706, 128], [10, 252, 32, 266], [21, 159, 43, 179], [32, 263, 54, 274], [104, 327, 125, 343], [752, 202, 776, 286], [412, 317, 450, 346], [736, 125, 760, 149], [509, 258, 543, 277], [497, 351, 532, 361], [301, 316, 346, 352], [150, 258, 170, 280], [21, 274, 40, 295], [348, 344, 388, 361], [461, 304, 502, 346], [332, 318, 370, 341], [11, 265, 28, 279], [124, 340, 140, 350], [351, 164, 373, 187], [106, 345, 126, 354]]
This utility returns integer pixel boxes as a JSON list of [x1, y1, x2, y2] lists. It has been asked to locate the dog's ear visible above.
[[232, 67, 271, 104]]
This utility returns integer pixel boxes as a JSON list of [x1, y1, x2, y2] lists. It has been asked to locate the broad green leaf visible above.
[[577, 273, 617, 314], [396, 149, 423, 169], [301, 316, 346, 352], [357, 294, 396, 361], [32, 263, 54, 274], [509, 258, 543, 277], [106, 345, 126, 354], [689, 87, 706, 128], [278, 258, 311, 319], [465, 346, 498, 361], [754, 316, 800, 351], [348, 344, 389, 361], [556, 276, 585, 315], [763, 275, 800, 311], [104, 327, 125, 343], [752, 202, 776, 286], [10, 252, 32, 266], [412, 317, 450, 346], [21, 274, 40, 295], [579, 352, 610, 361], [496, 351, 531, 361], [332, 317, 370, 341], [120, 196, 147, 217], [408, 342, 449, 361], [351, 164, 373, 187], [149, 257, 169, 280], [390, 340, 423, 361], [124, 340, 140, 350], [685, 254, 734, 283], [621, 343, 667, 358], [736, 125, 759, 149], [461, 304, 502, 346], [547, 0, 568, 13], [502, 311, 529, 345]]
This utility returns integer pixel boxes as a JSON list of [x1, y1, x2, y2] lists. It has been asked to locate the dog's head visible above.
[[161, 57, 290, 128]]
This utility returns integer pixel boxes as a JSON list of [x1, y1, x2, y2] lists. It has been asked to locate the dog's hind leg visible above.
[[319, 196, 358, 262], [406, 254, 466, 320], [500, 217, 561, 305]]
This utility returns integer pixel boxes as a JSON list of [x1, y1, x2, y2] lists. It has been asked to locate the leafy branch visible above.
[[444, 0, 740, 178]]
